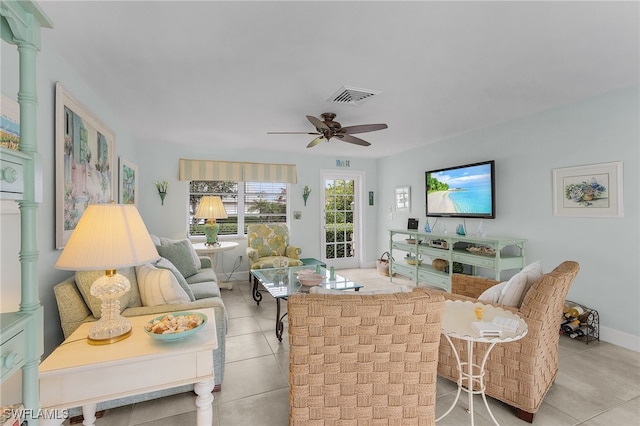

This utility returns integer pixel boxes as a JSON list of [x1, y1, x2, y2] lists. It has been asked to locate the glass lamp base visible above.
[[88, 271, 132, 345]]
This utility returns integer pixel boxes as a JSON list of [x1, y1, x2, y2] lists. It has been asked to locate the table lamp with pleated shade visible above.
[[55, 203, 159, 344], [194, 196, 228, 246]]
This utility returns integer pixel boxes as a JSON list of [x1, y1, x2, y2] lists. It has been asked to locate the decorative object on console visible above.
[[407, 217, 419, 230], [456, 223, 466, 235], [55, 203, 159, 344], [155, 180, 168, 205], [194, 195, 228, 246], [432, 258, 448, 271], [302, 185, 311, 206]]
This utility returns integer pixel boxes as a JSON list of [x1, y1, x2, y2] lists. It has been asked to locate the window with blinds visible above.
[[189, 180, 288, 237]]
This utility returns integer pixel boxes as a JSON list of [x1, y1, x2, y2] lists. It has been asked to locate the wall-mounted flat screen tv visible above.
[[425, 160, 495, 219]]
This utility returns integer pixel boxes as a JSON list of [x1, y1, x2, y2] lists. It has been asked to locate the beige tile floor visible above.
[[67, 268, 640, 426]]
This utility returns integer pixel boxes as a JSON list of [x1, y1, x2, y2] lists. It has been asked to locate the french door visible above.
[[320, 170, 364, 269]]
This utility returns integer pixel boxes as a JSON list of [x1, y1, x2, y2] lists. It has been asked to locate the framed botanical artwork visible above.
[[395, 185, 410, 210], [552, 161, 623, 217], [119, 157, 138, 206], [1, 93, 20, 150], [55, 82, 116, 249]]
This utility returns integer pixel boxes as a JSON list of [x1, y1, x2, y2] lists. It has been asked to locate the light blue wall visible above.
[[131, 141, 379, 277], [2, 31, 638, 359], [376, 86, 639, 350]]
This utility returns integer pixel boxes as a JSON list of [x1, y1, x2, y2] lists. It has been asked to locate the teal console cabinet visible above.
[[389, 229, 526, 292], [0, 1, 52, 424]]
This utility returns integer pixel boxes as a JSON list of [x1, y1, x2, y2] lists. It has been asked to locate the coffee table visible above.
[[251, 266, 363, 341], [39, 308, 218, 426]]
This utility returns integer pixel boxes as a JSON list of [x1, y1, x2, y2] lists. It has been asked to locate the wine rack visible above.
[[561, 300, 600, 344]]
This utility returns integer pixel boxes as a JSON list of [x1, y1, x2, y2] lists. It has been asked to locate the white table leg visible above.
[[467, 341, 475, 426], [194, 378, 215, 426], [81, 403, 97, 426], [436, 336, 499, 426]]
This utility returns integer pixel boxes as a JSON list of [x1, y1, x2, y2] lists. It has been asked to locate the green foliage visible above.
[[426, 175, 449, 193]]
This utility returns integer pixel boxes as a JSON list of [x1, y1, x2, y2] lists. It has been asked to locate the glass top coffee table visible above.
[[251, 265, 363, 341]]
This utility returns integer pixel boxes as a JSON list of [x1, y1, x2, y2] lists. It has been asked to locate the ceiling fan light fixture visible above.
[[327, 85, 380, 106]]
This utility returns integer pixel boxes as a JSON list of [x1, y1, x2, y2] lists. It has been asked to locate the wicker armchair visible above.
[[288, 290, 446, 425], [436, 261, 580, 423]]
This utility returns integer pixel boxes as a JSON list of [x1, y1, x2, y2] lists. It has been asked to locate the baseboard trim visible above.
[[600, 325, 640, 352]]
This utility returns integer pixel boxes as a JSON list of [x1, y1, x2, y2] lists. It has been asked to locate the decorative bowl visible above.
[[298, 273, 324, 286], [144, 312, 207, 341], [296, 269, 316, 278], [405, 238, 418, 245]]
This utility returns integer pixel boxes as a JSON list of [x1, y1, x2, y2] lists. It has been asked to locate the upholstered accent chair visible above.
[[246, 223, 303, 270], [288, 289, 446, 425], [436, 261, 580, 423]]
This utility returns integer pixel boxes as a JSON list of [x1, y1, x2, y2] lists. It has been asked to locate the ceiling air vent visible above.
[[327, 86, 380, 106]]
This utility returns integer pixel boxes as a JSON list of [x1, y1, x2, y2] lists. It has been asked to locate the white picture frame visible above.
[[395, 185, 410, 210], [55, 82, 116, 248], [119, 157, 138, 206], [552, 161, 623, 217]]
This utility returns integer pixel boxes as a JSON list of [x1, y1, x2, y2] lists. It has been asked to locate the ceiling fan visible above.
[[268, 112, 388, 148]]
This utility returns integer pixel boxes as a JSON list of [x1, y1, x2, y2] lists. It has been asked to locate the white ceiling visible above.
[[38, 1, 639, 159]]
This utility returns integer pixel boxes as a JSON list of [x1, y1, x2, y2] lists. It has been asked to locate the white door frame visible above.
[[319, 169, 366, 269]]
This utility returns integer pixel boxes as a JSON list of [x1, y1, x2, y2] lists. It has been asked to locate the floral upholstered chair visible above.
[[246, 224, 303, 270]]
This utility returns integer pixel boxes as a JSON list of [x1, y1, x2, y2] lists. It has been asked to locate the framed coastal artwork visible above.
[[55, 82, 116, 249], [552, 161, 623, 218], [1, 93, 20, 150], [119, 157, 138, 206]]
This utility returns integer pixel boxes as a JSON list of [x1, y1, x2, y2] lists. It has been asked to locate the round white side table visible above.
[[437, 300, 528, 426], [192, 241, 239, 290]]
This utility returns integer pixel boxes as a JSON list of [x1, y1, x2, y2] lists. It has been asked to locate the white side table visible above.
[[437, 300, 528, 426], [192, 241, 239, 290], [39, 308, 217, 426]]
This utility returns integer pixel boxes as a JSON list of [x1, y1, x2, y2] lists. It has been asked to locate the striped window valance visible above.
[[179, 159, 297, 184]]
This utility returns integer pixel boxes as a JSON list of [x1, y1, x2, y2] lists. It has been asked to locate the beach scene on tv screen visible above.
[[427, 164, 493, 215]]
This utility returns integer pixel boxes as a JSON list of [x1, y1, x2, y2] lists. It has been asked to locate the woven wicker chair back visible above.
[[437, 260, 580, 422], [288, 290, 445, 425]]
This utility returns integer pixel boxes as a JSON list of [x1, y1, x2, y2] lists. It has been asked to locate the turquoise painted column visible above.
[[1, 2, 53, 425], [17, 38, 43, 426]]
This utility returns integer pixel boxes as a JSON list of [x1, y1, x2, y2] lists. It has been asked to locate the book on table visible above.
[[472, 321, 502, 337]]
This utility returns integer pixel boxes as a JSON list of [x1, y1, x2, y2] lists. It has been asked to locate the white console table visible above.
[[192, 241, 239, 290], [39, 308, 217, 426]]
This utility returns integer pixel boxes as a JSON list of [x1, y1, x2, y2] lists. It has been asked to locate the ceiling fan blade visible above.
[[306, 136, 325, 148], [337, 134, 371, 146], [267, 131, 321, 135], [340, 123, 388, 134], [306, 115, 330, 131]]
